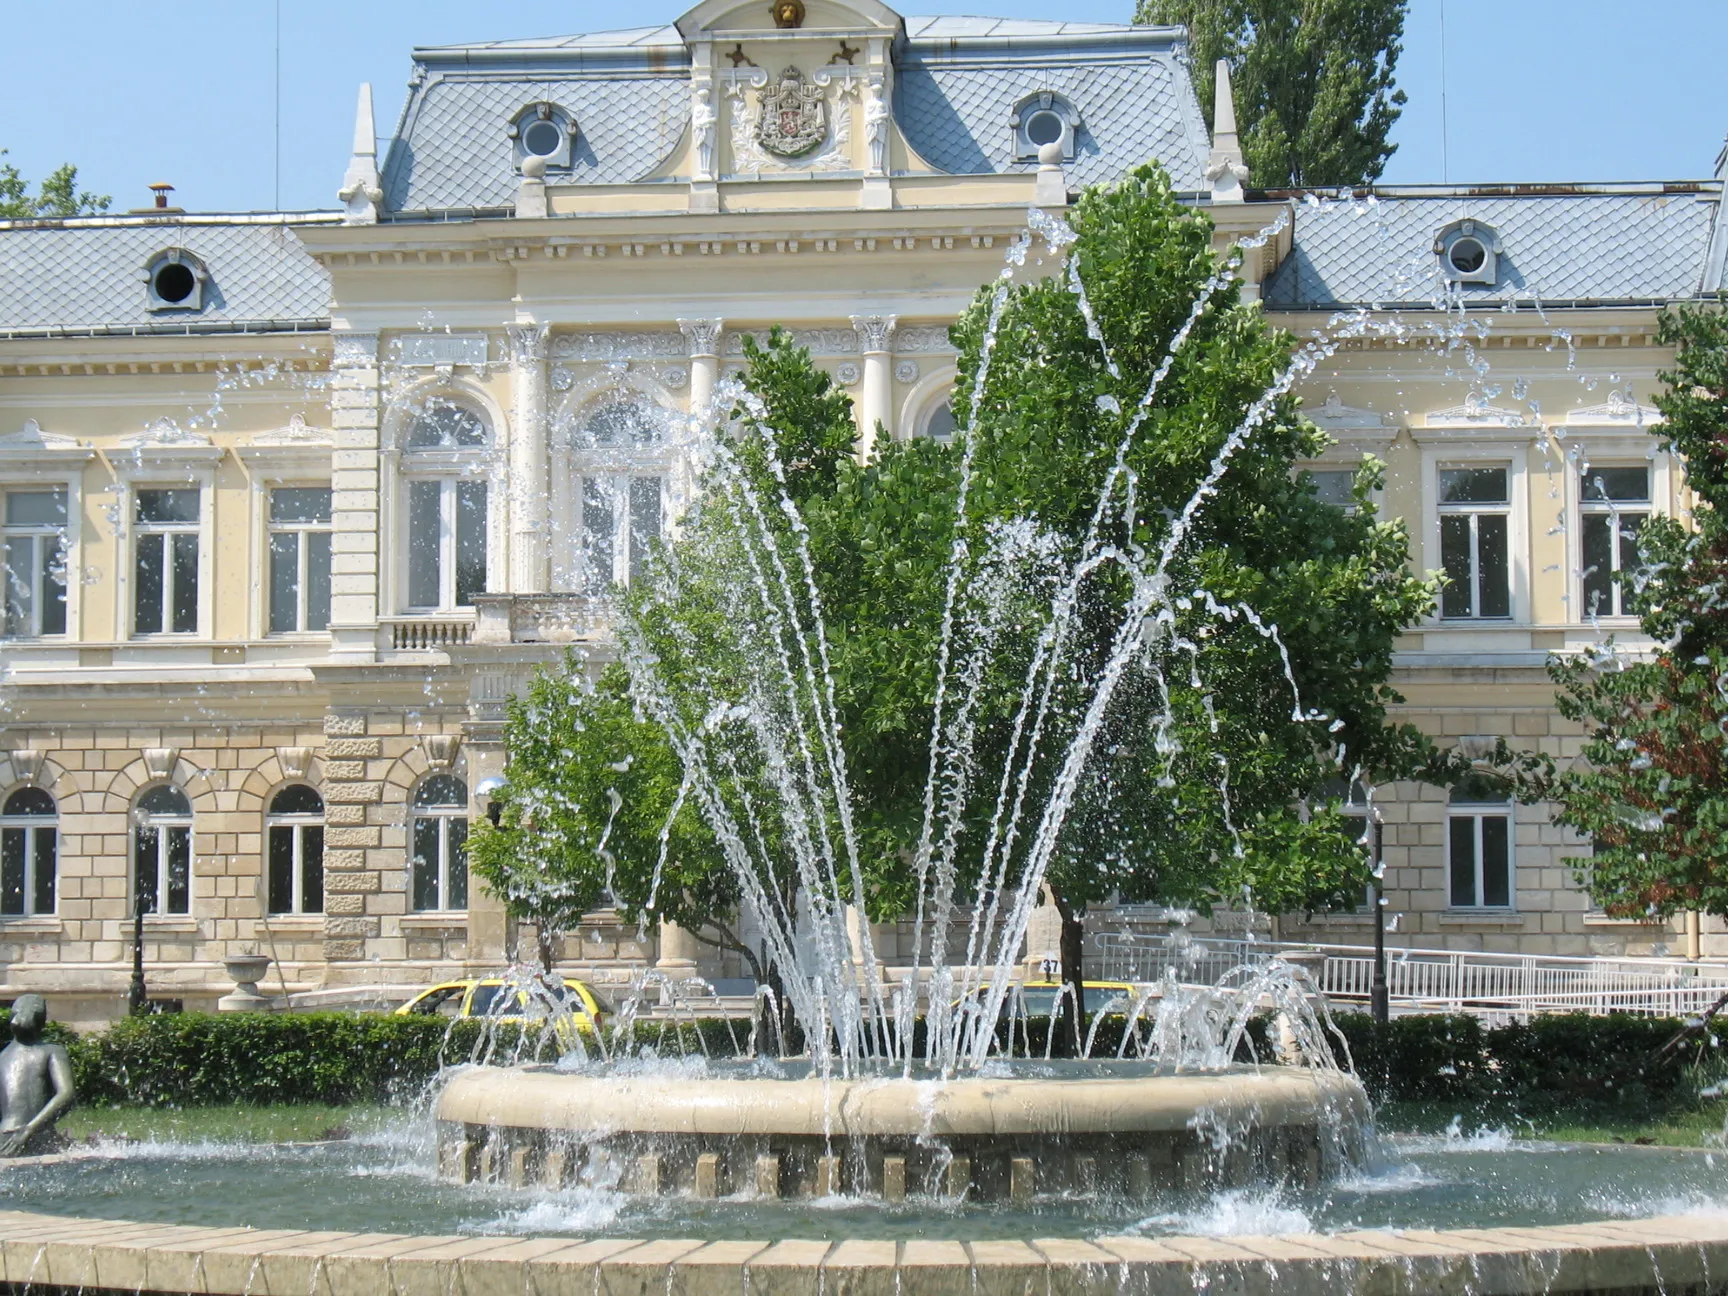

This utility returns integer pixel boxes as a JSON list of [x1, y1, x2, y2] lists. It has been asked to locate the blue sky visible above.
[[2, 0, 1723, 214]]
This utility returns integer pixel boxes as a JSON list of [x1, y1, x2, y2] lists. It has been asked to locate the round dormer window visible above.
[[152, 261, 197, 304], [521, 119, 564, 158], [1025, 110, 1065, 147], [1448, 237, 1488, 276]]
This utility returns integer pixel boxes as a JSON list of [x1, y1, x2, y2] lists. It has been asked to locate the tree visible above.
[[0, 152, 109, 219], [1537, 303, 1728, 922], [1134, 0, 1408, 188]]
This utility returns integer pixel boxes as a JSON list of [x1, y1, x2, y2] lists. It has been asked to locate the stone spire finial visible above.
[[1205, 59, 1250, 203], [337, 83, 383, 225]]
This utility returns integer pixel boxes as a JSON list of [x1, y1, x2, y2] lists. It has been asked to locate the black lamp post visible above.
[[1370, 814, 1390, 1025], [127, 880, 149, 1016]]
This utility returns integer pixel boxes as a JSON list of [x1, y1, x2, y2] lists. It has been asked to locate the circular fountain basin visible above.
[[435, 1062, 1369, 1201]]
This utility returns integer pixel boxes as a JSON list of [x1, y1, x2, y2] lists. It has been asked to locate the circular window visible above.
[[153, 262, 197, 304], [522, 119, 564, 157], [1025, 110, 1065, 147], [1448, 236, 1487, 275]]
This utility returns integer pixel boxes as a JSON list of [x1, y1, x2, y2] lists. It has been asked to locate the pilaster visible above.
[[507, 324, 551, 594], [327, 332, 382, 663], [679, 318, 726, 418], [850, 314, 897, 457]]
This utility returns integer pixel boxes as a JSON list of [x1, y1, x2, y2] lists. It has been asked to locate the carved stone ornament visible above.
[[659, 365, 690, 390], [276, 746, 315, 781], [550, 366, 575, 392], [895, 360, 920, 384], [756, 67, 828, 159], [835, 362, 861, 387], [141, 747, 180, 782], [3, 750, 45, 786], [422, 734, 461, 771]]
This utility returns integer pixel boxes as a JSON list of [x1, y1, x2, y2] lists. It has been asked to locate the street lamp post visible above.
[[1370, 814, 1389, 1025], [127, 882, 148, 1016]]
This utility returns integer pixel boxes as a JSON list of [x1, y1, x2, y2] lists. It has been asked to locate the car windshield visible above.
[[468, 984, 507, 1016]]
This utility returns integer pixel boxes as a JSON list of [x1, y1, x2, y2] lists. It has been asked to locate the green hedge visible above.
[[13, 1005, 1723, 1113], [1329, 1011, 1727, 1114]]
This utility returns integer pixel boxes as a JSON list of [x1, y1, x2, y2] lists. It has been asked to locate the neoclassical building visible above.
[[2, 0, 1726, 1022]]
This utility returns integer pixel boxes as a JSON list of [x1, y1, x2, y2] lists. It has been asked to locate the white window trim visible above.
[[112, 455, 219, 641], [0, 477, 79, 640], [898, 367, 960, 443], [266, 794, 324, 916], [133, 792, 195, 917], [239, 444, 336, 641], [398, 464, 491, 612], [0, 789, 57, 917], [1446, 800, 1516, 912], [259, 483, 335, 638], [572, 470, 670, 593], [1561, 430, 1672, 629], [1421, 439, 1532, 625], [411, 797, 469, 913]]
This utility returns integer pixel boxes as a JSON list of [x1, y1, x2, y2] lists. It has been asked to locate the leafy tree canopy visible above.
[[0, 151, 109, 219], [1536, 303, 1728, 921], [1135, 0, 1409, 188]]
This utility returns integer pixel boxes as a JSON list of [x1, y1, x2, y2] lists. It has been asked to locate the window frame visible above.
[[1422, 440, 1530, 626], [1559, 425, 1672, 628], [391, 397, 494, 615], [410, 774, 470, 913], [264, 484, 335, 637], [1447, 792, 1515, 911], [1576, 462, 1651, 622], [118, 465, 216, 641], [0, 466, 82, 642], [562, 395, 677, 595], [0, 786, 57, 918], [132, 784, 194, 917], [1, 485, 70, 639], [265, 784, 325, 915]]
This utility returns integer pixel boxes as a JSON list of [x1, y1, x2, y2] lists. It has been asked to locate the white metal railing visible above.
[[1089, 930, 1728, 1019]]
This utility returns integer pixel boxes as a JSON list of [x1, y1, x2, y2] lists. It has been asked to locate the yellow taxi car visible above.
[[395, 976, 606, 1029]]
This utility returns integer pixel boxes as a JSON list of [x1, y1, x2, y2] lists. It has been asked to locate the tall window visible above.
[[574, 399, 668, 594], [1306, 469, 1357, 512], [1439, 466, 1511, 619], [1580, 465, 1649, 620], [1448, 778, 1512, 910], [133, 784, 192, 915], [411, 773, 469, 912], [3, 488, 68, 638], [266, 785, 324, 914], [269, 488, 332, 633], [134, 488, 199, 635], [0, 788, 56, 916], [403, 403, 489, 610]]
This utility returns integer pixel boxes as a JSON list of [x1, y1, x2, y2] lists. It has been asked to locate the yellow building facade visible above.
[[2, 0, 1725, 1022]]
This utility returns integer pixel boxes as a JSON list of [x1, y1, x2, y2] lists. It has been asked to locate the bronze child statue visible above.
[[0, 993, 74, 1156]]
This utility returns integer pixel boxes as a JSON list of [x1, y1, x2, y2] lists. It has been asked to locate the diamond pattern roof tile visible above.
[[1263, 192, 1718, 309], [0, 220, 331, 331], [384, 74, 689, 213], [894, 57, 1207, 191]]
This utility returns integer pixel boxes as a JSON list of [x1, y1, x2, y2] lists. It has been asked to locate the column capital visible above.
[[677, 317, 726, 358], [506, 322, 551, 365], [849, 314, 898, 354], [332, 331, 381, 371]]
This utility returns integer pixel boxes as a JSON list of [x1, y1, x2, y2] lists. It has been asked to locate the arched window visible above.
[[571, 397, 668, 594], [922, 398, 957, 442], [1448, 775, 1513, 910], [267, 785, 324, 915], [411, 774, 469, 912], [402, 400, 490, 611], [0, 787, 56, 916], [134, 784, 192, 916]]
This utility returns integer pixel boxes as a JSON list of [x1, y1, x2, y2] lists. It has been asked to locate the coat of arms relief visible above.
[[725, 66, 856, 174]]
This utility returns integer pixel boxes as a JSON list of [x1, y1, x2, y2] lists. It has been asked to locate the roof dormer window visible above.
[[510, 102, 577, 171], [1011, 92, 1079, 163], [1435, 219, 1502, 286], [144, 249, 207, 313]]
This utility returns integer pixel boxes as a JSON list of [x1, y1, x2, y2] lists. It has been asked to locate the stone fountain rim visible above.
[[0, 1205, 1722, 1295], [436, 1061, 1367, 1138]]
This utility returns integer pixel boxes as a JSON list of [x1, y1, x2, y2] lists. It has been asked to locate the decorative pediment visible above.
[[246, 414, 334, 447], [1306, 391, 1390, 430], [1424, 394, 1527, 429], [0, 419, 81, 450], [122, 417, 213, 449], [676, 0, 904, 38], [1563, 391, 1662, 426]]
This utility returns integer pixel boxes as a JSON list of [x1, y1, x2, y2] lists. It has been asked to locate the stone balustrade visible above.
[[470, 593, 614, 645]]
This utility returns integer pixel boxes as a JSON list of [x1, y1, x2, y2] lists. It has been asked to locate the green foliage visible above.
[[1135, 0, 1409, 188], [0, 151, 109, 219], [1330, 1012, 1727, 1115], [1536, 303, 1728, 920]]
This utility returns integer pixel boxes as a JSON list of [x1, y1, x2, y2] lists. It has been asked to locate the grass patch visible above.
[[58, 1103, 399, 1145], [1375, 1098, 1728, 1149]]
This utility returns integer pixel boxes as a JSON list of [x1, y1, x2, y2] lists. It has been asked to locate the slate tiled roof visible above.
[[894, 56, 1208, 191], [0, 217, 334, 333], [1263, 190, 1722, 309]]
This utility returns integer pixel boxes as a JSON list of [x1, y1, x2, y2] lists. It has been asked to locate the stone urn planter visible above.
[[218, 953, 273, 1012]]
